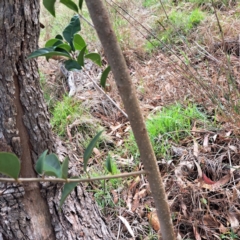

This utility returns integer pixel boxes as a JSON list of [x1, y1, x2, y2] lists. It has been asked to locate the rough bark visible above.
[[0, 1, 114, 239], [85, 0, 175, 239]]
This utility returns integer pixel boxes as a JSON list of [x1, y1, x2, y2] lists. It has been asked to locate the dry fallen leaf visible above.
[[93, 147, 101, 156], [111, 190, 118, 204], [193, 225, 201, 240], [202, 173, 215, 185], [118, 216, 135, 238], [148, 211, 160, 232], [193, 139, 199, 158], [227, 212, 239, 230]]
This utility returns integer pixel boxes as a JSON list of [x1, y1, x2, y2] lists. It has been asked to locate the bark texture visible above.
[[0, 1, 114, 239], [85, 0, 175, 239]]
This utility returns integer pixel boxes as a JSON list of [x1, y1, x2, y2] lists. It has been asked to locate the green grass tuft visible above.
[[144, 8, 205, 52], [126, 103, 209, 159], [50, 96, 81, 136]]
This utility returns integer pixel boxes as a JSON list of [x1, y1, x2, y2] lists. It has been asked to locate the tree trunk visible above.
[[0, 1, 114, 239], [85, 0, 175, 239]]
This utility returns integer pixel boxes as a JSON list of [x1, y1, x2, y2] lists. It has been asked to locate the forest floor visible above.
[[39, 1, 240, 239]]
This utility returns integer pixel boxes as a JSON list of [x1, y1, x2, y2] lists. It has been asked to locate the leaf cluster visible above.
[[29, 6, 111, 88]]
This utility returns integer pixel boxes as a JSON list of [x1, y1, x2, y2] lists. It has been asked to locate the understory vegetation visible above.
[[127, 103, 211, 159], [39, 0, 240, 239]]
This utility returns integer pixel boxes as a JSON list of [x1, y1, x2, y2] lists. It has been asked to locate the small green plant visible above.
[[168, 8, 204, 34], [0, 130, 104, 208], [29, 15, 111, 89], [88, 155, 122, 210], [220, 228, 239, 239], [126, 103, 209, 159]]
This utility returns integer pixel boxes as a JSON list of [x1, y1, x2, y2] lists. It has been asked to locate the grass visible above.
[[87, 156, 122, 210], [50, 96, 82, 136], [126, 103, 210, 159], [143, 0, 159, 8], [145, 8, 205, 52], [50, 96, 104, 147]]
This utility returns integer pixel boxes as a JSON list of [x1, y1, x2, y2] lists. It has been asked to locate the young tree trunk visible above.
[[85, 0, 175, 239], [0, 1, 114, 239]]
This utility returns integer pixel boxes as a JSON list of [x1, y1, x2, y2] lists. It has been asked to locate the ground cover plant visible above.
[[38, 0, 240, 239], [126, 103, 210, 159]]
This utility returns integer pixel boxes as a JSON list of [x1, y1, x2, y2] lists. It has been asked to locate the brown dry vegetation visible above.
[[39, 0, 240, 239]]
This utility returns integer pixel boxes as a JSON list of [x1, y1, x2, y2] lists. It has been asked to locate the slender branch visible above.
[[78, 13, 95, 28], [85, 1, 175, 239], [82, 67, 128, 118], [0, 170, 147, 183]]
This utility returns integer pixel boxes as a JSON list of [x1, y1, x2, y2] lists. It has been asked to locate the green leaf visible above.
[[64, 59, 82, 71], [28, 47, 71, 59], [43, 0, 56, 17], [83, 131, 103, 172], [73, 34, 86, 51], [79, 0, 84, 10], [100, 66, 111, 88], [35, 150, 48, 175], [105, 154, 113, 174], [60, 0, 79, 13], [61, 157, 69, 179], [63, 15, 81, 47], [85, 53, 102, 67], [0, 152, 21, 179], [77, 45, 87, 67], [56, 43, 72, 52], [45, 39, 63, 48], [60, 178, 79, 208], [55, 34, 64, 40], [43, 154, 62, 178]]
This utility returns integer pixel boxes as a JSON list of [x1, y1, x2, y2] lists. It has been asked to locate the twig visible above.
[[227, 149, 235, 186], [78, 13, 95, 28], [82, 67, 128, 119], [194, 41, 221, 64], [0, 170, 147, 183]]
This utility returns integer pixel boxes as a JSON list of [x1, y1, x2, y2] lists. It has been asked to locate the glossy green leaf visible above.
[[54, 47, 70, 54], [43, 154, 62, 178], [60, 179, 79, 208], [35, 150, 48, 175], [27, 47, 71, 59], [55, 34, 64, 40], [77, 45, 87, 67], [73, 34, 86, 51], [55, 44, 72, 53], [100, 66, 111, 88], [64, 59, 82, 71], [63, 15, 81, 46], [79, 0, 84, 10], [60, 0, 79, 13], [0, 152, 21, 179], [105, 154, 113, 174], [83, 131, 103, 172], [45, 39, 63, 48], [43, 0, 56, 17], [61, 157, 69, 179], [85, 53, 102, 67]]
